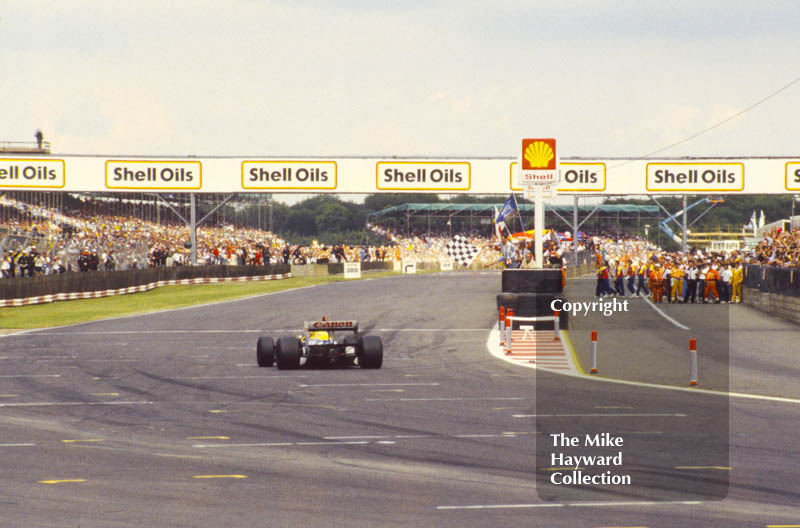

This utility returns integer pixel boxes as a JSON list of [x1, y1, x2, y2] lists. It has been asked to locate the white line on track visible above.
[[171, 376, 288, 380], [0, 443, 36, 447], [376, 329, 488, 332], [85, 359, 138, 362], [437, 500, 702, 510], [364, 397, 524, 402], [193, 440, 371, 448], [299, 382, 439, 388], [0, 374, 61, 378], [641, 295, 690, 330], [195, 432, 531, 448], [488, 325, 800, 405], [0, 401, 153, 407], [25, 328, 487, 335], [25, 330, 300, 335], [0, 284, 325, 338], [513, 413, 686, 418], [324, 435, 391, 440]]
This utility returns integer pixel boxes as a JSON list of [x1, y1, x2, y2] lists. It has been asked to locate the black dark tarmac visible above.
[[1, 273, 799, 527]]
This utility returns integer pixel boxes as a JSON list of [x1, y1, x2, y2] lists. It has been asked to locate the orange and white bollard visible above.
[[499, 306, 506, 345], [590, 330, 598, 374], [690, 338, 697, 386], [504, 308, 515, 355], [553, 310, 560, 341]]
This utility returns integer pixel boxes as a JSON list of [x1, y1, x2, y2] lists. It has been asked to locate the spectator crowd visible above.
[[2, 195, 798, 287]]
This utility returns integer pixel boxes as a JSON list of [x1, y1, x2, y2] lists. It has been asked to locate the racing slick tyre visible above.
[[358, 335, 383, 369], [256, 337, 275, 367], [276, 337, 302, 370]]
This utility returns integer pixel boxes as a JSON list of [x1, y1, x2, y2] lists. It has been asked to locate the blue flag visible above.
[[495, 194, 519, 224]]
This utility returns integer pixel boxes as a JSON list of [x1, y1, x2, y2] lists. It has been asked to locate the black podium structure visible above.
[[497, 268, 568, 329]]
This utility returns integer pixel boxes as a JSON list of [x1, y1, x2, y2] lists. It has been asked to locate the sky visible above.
[[2, 0, 800, 203]]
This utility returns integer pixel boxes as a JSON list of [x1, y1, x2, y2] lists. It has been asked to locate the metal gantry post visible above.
[[573, 196, 579, 266], [682, 194, 688, 252], [190, 193, 197, 265]]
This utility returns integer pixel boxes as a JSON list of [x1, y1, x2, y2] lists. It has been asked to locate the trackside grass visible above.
[[0, 271, 408, 330]]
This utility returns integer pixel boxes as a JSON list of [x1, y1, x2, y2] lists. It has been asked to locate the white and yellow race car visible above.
[[256, 318, 383, 370]]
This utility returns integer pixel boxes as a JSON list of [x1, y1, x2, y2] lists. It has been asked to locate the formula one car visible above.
[[256, 319, 383, 370]]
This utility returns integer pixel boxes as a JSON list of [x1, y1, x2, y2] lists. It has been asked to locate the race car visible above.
[[256, 319, 383, 370]]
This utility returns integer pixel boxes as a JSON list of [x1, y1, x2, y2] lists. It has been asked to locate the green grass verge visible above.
[[0, 271, 408, 330]]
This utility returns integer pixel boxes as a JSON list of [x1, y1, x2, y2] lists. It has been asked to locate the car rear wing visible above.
[[304, 320, 359, 333]]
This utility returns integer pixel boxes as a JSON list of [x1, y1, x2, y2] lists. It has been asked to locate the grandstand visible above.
[[367, 202, 660, 238]]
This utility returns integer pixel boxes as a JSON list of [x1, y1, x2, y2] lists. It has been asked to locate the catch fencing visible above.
[[744, 264, 800, 297]]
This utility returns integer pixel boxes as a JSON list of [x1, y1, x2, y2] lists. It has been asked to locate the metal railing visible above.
[[744, 264, 800, 297], [0, 141, 51, 154]]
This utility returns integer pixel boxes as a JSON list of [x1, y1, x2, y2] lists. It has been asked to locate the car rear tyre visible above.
[[256, 336, 274, 367], [276, 337, 302, 370], [358, 335, 383, 369]]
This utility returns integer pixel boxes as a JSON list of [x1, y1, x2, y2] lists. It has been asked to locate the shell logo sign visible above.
[[522, 139, 557, 171]]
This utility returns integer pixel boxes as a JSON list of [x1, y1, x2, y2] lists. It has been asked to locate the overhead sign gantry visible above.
[[1, 155, 799, 194]]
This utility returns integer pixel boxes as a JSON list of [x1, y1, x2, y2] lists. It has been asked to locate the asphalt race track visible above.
[[2, 272, 800, 527]]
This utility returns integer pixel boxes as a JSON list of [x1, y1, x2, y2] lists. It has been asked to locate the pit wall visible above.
[[0, 264, 290, 301], [743, 287, 800, 325], [1, 259, 593, 305]]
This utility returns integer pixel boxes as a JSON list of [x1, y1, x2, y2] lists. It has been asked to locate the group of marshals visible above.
[[596, 255, 743, 304]]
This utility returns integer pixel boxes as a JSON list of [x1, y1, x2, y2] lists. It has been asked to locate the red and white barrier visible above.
[[590, 330, 598, 374], [499, 306, 506, 345], [0, 273, 292, 307], [504, 312, 561, 355], [690, 338, 697, 386]]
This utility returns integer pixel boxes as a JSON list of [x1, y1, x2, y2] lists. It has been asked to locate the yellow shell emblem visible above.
[[524, 141, 555, 169]]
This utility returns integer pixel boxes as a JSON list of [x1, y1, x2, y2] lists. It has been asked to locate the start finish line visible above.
[[0, 154, 798, 194]]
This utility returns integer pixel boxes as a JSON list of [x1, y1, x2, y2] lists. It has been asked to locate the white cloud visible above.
[[1, 1, 799, 158]]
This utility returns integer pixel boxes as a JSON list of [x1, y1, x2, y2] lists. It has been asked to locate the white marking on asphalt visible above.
[[0, 443, 36, 447], [641, 295, 690, 330], [437, 500, 702, 510], [365, 397, 524, 402], [299, 382, 439, 388], [324, 435, 389, 440], [0, 356, 24, 359], [377, 329, 488, 332], [0, 284, 326, 337], [86, 359, 138, 362], [0, 401, 153, 408], [26, 329, 301, 335], [454, 434, 517, 438], [193, 440, 370, 448], [171, 376, 282, 380], [488, 326, 800, 405], [570, 500, 703, 507], [438, 504, 564, 510], [513, 413, 686, 418], [0, 374, 61, 378]]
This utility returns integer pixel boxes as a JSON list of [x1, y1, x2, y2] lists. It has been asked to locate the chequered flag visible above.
[[445, 235, 480, 267]]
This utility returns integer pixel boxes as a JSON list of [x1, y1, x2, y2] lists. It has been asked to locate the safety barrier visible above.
[[0, 272, 292, 307], [743, 264, 800, 297], [742, 264, 800, 325], [0, 264, 290, 301], [502, 313, 560, 355]]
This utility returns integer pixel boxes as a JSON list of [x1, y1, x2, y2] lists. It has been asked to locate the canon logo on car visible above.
[[310, 320, 356, 329]]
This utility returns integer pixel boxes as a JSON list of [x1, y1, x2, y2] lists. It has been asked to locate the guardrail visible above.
[[744, 264, 800, 297], [0, 141, 51, 154], [0, 264, 290, 301]]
